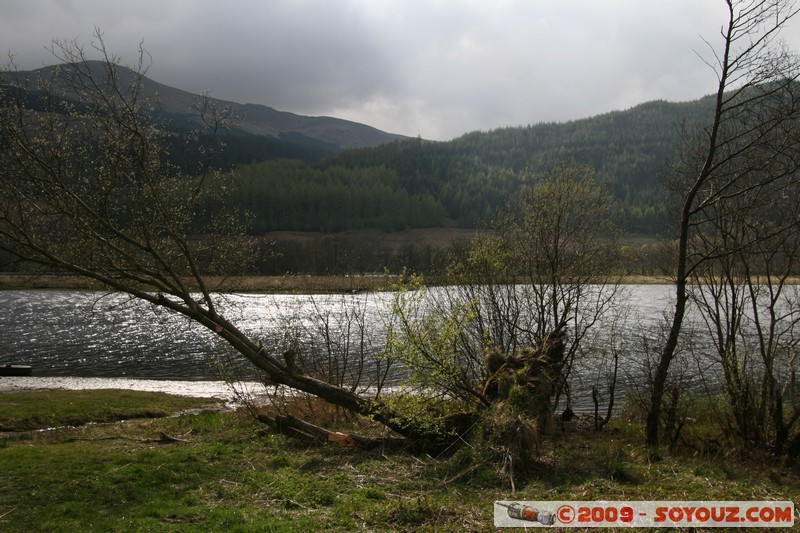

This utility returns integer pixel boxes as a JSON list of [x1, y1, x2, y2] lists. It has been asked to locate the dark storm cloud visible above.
[[2, 1, 798, 140]]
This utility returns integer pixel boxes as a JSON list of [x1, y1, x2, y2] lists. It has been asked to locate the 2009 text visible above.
[[494, 500, 795, 528]]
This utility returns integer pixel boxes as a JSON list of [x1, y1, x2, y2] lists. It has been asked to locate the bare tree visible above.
[[387, 163, 623, 430], [647, 0, 800, 451], [0, 32, 454, 451], [496, 162, 624, 409], [689, 165, 800, 452]]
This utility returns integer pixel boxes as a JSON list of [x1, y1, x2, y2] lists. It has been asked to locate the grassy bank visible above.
[[0, 389, 222, 432], [0, 390, 798, 531]]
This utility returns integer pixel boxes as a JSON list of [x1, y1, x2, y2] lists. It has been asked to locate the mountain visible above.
[[2, 60, 722, 235], [2, 61, 408, 153]]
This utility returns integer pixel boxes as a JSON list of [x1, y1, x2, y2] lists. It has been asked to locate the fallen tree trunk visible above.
[[257, 414, 408, 451]]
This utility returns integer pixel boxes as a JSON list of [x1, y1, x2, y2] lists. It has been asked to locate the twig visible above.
[[508, 455, 516, 496], [106, 462, 133, 475], [158, 431, 192, 443], [437, 463, 482, 488]]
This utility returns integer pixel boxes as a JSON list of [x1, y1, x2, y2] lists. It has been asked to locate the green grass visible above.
[[0, 390, 798, 531], [0, 389, 221, 431]]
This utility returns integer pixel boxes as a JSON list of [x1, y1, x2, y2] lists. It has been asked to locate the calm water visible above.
[[0, 287, 677, 410]]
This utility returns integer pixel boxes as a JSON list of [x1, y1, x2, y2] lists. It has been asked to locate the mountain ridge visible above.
[[3, 61, 408, 151]]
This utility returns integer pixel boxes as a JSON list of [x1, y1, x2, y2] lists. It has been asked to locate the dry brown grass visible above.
[[0, 273, 397, 293]]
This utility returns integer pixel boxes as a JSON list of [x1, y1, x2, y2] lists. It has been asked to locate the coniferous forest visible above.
[[228, 97, 715, 238]]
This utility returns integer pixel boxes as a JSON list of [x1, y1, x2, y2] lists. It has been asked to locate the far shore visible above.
[[0, 273, 683, 292], [0, 274, 400, 293]]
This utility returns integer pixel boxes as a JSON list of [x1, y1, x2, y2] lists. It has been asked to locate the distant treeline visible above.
[[248, 233, 683, 277], [254, 235, 452, 276]]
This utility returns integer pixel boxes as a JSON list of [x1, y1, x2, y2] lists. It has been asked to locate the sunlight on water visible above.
[[0, 290, 396, 380], [0, 287, 695, 411]]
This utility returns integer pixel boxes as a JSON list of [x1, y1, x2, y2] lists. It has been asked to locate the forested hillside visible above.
[[236, 160, 448, 232], [233, 96, 715, 234], [3, 62, 718, 236]]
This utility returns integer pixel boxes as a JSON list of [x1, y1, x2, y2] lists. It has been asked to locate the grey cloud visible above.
[[2, 0, 798, 140]]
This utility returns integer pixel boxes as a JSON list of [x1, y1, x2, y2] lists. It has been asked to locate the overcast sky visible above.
[[2, 1, 799, 140]]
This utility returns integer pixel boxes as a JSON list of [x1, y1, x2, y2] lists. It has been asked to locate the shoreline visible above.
[[4, 273, 795, 292], [0, 273, 678, 292], [0, 376, 265, 404], [0, 274, 397, 293]]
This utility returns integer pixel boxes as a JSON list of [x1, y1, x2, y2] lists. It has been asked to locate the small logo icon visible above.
[[557, 504, 576, 524], [497, 502, 556, 525]]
